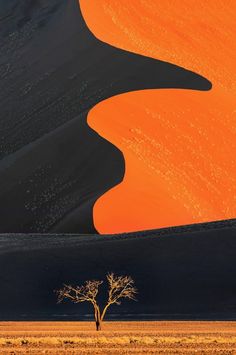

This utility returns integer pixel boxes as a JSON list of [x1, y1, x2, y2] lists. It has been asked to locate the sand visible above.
[[0, 321, 236, 354]]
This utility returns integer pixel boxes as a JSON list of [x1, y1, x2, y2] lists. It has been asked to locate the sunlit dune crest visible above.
[[80, 0, 236, 93], [88, 90, 236, 233], [81, 0, 236, 233]]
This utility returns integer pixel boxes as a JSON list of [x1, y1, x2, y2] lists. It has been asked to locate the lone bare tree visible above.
[[55, 272, 137, 330]]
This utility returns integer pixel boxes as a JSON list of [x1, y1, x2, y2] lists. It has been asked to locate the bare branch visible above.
[[107, 272, 138, 304], [55, 279, 103, 305], [101, 272, 138, 320]]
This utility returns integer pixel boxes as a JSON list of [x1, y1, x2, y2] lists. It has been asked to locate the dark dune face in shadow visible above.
[[0, 0, 211, 233], [0, 219, 235, 320]]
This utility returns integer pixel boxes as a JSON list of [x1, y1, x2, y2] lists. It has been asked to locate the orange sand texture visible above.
[[80, 0, 236, 234], [2, 321, 236, 354]]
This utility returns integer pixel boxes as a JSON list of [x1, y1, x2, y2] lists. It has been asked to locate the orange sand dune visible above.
[[80, 0, 236, 92], [88, 89, 236, 233], [81, 0, 236, 233]]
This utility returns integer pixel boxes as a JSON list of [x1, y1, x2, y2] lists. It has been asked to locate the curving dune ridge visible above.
[[81, 0, 236, 233], [0, 0, 211, 233]]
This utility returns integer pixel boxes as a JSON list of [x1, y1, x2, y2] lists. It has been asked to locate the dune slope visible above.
[[81, 0, 236, 233], [0, 219, 236, 320], [0, 0, 210, 233]]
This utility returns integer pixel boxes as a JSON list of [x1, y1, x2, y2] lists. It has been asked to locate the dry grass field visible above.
[[0, 321, 236, 354]]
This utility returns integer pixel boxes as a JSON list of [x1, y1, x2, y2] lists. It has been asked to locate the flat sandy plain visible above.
[[1, 321, 236, 354]]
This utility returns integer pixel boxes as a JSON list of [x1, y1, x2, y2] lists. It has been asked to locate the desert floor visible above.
[[0, 321, 236, 354]]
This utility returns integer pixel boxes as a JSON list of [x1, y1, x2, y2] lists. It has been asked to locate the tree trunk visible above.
[[95, 306, 102, 331], [96, 318, 102, 331]]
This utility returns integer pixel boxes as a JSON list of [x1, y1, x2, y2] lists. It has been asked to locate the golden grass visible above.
[[1, 334, 236, 346], [1, 321, 236, 354]]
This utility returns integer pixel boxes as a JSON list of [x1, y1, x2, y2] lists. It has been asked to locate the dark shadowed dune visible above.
[[0, 0, 211, 233], [0, 219, 236, 320]]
